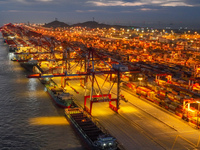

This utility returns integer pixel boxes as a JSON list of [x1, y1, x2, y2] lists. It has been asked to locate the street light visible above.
[[138, 77, 143, 86]]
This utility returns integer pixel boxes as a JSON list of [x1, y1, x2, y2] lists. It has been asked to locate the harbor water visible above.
[[0, 35, 84, 149]]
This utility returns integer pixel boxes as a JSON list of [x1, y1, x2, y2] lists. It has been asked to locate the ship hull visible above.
[[20, 62, 36, 72], [65, 108, 118, 150], [46, 85, 72, 108]]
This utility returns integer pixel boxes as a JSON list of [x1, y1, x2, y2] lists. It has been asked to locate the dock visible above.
[[1, 23, 200, 150]]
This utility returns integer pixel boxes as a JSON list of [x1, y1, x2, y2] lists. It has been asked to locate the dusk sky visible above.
[[0, 0, 200, 28]]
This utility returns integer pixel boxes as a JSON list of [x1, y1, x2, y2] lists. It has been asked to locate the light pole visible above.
[[138, 77, 143, 86]]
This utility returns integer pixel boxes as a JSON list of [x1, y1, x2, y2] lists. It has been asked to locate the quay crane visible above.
[[2, 23, 141, 114], [28, 46, 140, 114]]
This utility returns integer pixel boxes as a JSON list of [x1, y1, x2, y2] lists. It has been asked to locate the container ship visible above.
[[46, 85, 74, 108], [19, 60, 38, 72], [65, 108, 118, 150]]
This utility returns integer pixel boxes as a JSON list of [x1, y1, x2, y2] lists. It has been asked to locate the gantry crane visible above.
[[28, 46, 140, 114], [2, 23, 141, 114]]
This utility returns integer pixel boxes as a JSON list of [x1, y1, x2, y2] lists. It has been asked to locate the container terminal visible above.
[[1, 22, 200, 149]]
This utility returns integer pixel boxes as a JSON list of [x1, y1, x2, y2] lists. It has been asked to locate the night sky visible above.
[[0, 0, 200, 29]]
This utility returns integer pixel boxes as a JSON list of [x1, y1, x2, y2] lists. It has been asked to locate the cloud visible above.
[[76, 9, 102, 13], [140, 8, 158, 11], [36, 0, 53, 2], [76, 10, 84, 12], [120, 7, 158, 13], [2, 9, 55, 13], [120, 10, 134, 13], [86, 1, 145, 6], [86, 0, 198, 7], [0, 0, 8, 4], [161, 2, 193, 7], [8, 0, 55, 4]]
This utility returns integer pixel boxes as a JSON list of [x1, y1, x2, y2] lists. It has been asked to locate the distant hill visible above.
[[43, 20, 138, 29], [71, 21, 138, 29], [43, 20, 69, 28], [72, 21, 109, 28]]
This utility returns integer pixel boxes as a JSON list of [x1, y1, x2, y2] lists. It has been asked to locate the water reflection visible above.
[[0, 34, 84, 150], [29, 116, 69, 125], [8, 52, 15, 60], [28, 78, 38, 91]]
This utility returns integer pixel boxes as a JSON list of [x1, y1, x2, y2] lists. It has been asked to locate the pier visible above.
[[1, 23, 200, 149]]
